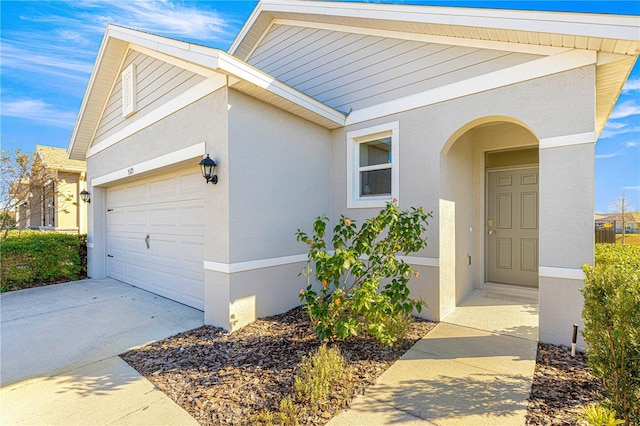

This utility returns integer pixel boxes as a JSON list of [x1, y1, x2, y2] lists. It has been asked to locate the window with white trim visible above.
[[347, 122, 399, 208], [121, 63, 137, 118]]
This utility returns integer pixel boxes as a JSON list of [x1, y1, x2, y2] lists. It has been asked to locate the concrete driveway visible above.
[[0, 278, 203, 424]]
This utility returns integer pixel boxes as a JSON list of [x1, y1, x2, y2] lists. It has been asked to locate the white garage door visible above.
[[106, 165, 205, 310]]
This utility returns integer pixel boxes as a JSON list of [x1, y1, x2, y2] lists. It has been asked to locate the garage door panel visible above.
[[106, 165, 204, 310], [126, 209, 147, 226], [149, 207, 178, 227], [126, 182, 149, 204]]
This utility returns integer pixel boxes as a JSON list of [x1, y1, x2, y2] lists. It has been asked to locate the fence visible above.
[[595, 222, 615, 244]]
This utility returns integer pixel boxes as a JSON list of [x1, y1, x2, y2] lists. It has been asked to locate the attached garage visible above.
[[105, 166, 205, 310]]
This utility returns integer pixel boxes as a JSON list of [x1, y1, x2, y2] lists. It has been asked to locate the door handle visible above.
[[145, 234, 150, 249], [488, 230, 496, 235]]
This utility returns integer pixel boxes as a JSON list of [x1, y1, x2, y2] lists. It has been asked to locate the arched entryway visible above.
[[438, 117, 540, 340]]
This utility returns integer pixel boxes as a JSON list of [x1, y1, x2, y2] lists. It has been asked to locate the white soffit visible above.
[[231, 0, 640, 60]]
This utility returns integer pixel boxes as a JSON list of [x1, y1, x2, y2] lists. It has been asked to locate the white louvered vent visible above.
[[121, 63, 137, 118]]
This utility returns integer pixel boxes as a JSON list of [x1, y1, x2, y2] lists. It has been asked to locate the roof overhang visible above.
[[231, 0, 640, 58], [68, 24, 345, 160], [230, 0, 640, 138]]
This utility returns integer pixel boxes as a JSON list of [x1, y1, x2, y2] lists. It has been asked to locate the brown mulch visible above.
[[121, 307, 604, 425], [526, 343, 603, 425], [121, 306, 436, 425]]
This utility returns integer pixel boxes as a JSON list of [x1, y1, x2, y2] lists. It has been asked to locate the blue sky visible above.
[[1, 0, 638, 212]]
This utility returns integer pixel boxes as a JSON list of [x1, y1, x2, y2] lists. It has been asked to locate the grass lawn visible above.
[[615, 233, 640, 245]]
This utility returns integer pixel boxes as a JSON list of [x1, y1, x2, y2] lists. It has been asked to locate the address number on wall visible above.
[[128, 168, 134, 175]]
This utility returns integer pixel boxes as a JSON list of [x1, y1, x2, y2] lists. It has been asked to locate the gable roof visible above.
[[37, 145, 86, 173], [67, 24, 346, 160], [231, 0, 639, 132]]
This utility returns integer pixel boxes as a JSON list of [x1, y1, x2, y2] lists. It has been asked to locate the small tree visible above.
[[609, 192, 635, 245], [296, 201, 431, 346]]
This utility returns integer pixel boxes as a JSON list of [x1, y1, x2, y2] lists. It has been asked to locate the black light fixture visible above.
[[199, 154, 218, 184], [80, 189, 91, 203]]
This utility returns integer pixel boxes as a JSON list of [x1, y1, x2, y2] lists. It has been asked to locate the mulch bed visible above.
[[121, 307, 604, 425], [121, 306, 436, 425], [526, 343, 603, 425]]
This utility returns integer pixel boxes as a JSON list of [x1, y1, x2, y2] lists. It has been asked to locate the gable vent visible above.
[[121, 63, 137, 118]]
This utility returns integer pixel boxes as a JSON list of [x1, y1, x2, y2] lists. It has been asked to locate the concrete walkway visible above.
[[0, 278, 203, 425], [329, 291, 539, 425]]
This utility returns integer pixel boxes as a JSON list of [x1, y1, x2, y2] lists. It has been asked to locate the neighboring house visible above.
[[595, 213, 640, 234], [67, 0, 639, 348], [17, 146, 87, 234]]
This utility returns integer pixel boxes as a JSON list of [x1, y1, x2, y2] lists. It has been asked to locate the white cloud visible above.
[[627, 141, 639, 148], [623, 79, 640, 92], [595, 153, 618, 159], [104, 1, 232, 40], [2, 99, 77, 128], [610, 100, 640, 119], [624, 186, 640, 191], [1, 41, 94, 83], [599, 122, 640, 139]]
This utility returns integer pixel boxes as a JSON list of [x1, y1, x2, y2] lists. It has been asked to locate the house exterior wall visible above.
[[55, 172, 82, 233], [93, 50, 206, 146], [330, 65, 595, 346], [86, 89, 229, 280], [204, 88, 332, 330]]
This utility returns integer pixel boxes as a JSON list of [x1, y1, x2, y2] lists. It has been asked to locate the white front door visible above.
[[106, 166, 205, 309], [486, 167, 539, 288]]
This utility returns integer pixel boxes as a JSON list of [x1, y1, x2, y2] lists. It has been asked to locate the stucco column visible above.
[[86, 185, 107, 279], [538, 140, 595, 348]]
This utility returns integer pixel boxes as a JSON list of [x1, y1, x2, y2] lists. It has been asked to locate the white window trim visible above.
[[347, 122, 399, 209], [122, 63, 137, 118]]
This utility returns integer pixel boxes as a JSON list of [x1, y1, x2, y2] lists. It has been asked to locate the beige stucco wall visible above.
[[205, 89, 332, 329], [87, 89, 229, 280], [226, 89, 332, 262], [330, 66, 595, 342]]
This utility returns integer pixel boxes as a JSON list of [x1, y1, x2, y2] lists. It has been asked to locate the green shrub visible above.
[[582, 244, 640, 424], [294, 344, 352, 409], [251, 345, 352, 425], [579, 403, 625, 426], [296, 202, 431, 346], [1, 232, 84, 291]]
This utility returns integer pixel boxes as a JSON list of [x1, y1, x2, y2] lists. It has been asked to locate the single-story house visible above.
[[17, 145, 87, 234], [67, 0, 639, 347], [595, 213, 640, 234]]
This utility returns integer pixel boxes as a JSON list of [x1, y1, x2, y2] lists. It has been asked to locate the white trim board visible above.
[[91, 142, 205, 187], [87, 76, 226, 158], [346, 49, 596, 125], [204, 254, 439, 274], [539, 131, 597, 149], [539, 266, 585, 280]]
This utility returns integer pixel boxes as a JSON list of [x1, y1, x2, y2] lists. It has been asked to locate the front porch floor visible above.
[[442, 289, 539, 341]]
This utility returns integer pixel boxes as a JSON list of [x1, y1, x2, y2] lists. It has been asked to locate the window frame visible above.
[[346, 122, 399, 209]]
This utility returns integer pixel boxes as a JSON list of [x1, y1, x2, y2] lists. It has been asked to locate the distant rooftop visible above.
[[37, 145, 86, 172]]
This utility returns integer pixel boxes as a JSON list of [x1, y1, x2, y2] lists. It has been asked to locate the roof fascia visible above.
[[117, 30, 345, 125], [259, 0, 640, 41], [231, 0, 640, 60], [69, 23, 344, 160], [67, 25, 117, 160], [229, 1, 265, 55], [216, 51, 345, 125]]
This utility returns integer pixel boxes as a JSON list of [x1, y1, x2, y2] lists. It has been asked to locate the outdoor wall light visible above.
[[80, 190, 91, 203], [199, 154, 218, 184]]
